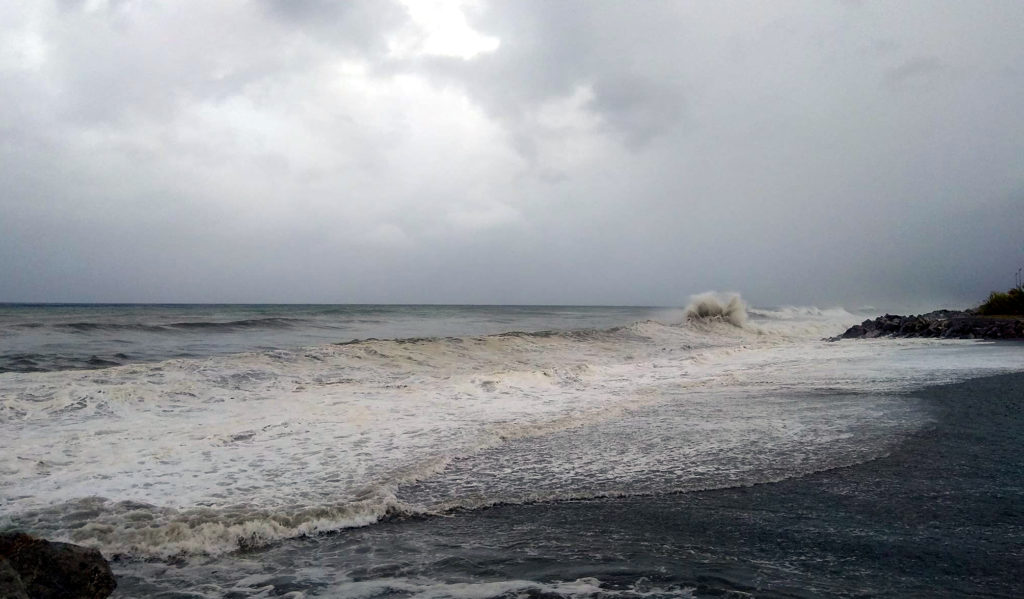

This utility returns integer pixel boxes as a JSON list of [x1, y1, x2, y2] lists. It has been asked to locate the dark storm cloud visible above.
[[413, 1, 693, 155], [406, 1, 1024, 308], [0, 1, 1022, 309], [587, 75, 687, 149], [258, 0, 406, 53]]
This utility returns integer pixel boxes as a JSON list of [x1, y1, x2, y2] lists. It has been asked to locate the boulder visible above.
[[0, 532, 115, 599], [832, 311, 1024, 341], [0, 558, 30, 599]]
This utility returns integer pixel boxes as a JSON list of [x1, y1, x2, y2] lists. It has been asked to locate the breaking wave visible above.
[[683, 292, 748, 327], [748, 305, 857, 320]]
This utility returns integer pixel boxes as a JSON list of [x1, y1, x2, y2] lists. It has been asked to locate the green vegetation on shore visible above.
[[977, 287, 1024, 316]]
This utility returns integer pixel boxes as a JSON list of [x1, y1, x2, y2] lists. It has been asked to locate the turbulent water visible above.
[[1, 296, 1021, 598]]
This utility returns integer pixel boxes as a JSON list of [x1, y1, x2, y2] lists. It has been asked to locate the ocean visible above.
[[0, 298, 1021, 598]]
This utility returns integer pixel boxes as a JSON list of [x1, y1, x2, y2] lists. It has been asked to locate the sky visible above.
[[1, 0, 1022, 309]]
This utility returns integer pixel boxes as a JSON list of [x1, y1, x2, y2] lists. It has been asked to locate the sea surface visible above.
[[0, 298, 1021, 598]]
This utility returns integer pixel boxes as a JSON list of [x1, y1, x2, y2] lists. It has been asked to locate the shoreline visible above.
[[110, 371, 1024, 598], [415, 371, 1024, 597]]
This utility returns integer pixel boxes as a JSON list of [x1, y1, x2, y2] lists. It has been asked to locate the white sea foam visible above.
[[1, 295, 1022, 558], [683, 292, 748, 327], [748, 305, 857, 320], [310, 576, 694, 599], [167, 573, 695, 599]]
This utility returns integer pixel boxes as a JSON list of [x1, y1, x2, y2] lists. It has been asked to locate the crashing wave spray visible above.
[[684, 292, 748, 327]]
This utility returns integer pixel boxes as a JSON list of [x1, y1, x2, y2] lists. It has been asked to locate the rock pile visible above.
[[836, 310, 1024, 340], [0, 532, 116, 599]]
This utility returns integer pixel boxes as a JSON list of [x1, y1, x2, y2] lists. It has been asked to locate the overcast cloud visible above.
[[1, 0, 1022, 309]]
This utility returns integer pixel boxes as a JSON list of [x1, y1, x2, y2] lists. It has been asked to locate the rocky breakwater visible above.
[[0, 532, 116, 599], [836, 310, 1024, 340]]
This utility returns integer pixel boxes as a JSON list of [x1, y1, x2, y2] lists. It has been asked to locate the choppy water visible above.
[[1, 297, 1021, 597], [0, 304, 658, 373]]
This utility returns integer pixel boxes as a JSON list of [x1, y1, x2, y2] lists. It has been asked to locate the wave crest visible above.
[[683, 292, 748, 327]]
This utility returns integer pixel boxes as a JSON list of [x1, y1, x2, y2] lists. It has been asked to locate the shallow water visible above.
[[110, 372, 1024, 598]]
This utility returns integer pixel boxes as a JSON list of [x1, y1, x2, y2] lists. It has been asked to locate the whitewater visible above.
[[1, 295, 1022, 597]]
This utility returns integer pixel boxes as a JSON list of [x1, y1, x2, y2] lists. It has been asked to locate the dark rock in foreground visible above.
[[835, 310, 1024, 340], [0, 532, 116, 599], [0, 557, 29, 599]]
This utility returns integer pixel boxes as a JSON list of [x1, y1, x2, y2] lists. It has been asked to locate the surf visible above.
[[2, 297, 1021, 560], [683, 292, 748, 327]]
